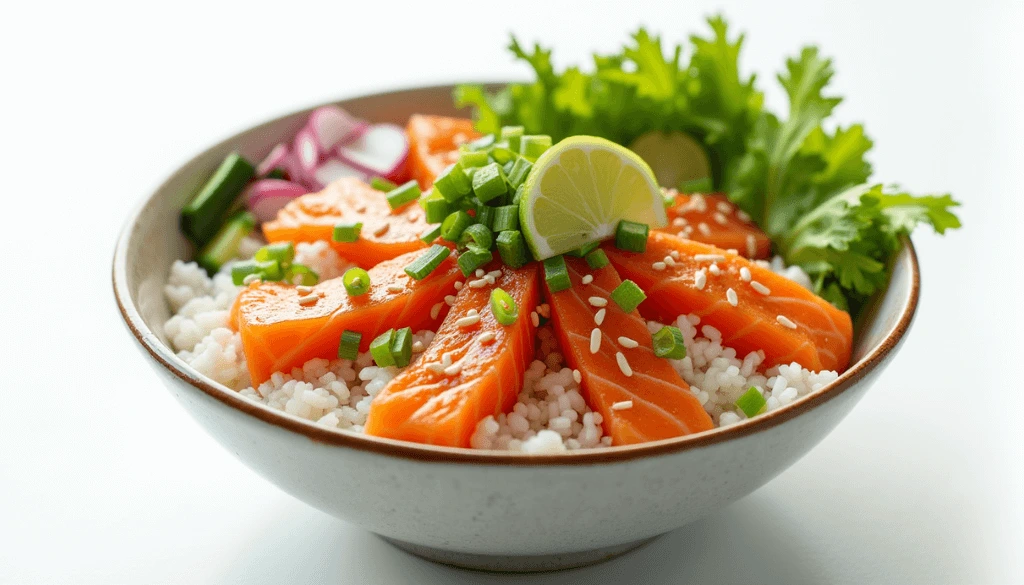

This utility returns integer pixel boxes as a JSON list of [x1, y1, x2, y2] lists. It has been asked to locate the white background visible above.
[[2, 1, 1021, 583]]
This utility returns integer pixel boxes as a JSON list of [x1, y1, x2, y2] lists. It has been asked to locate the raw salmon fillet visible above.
[[262, 178, 428, 268], [406, 115, 480, 188], [605, 232, 853, 372], [364, 264, 539, 447], [232, 250, 460, 386], [544, 256, 714, 444], [659, 192, 771, 259]]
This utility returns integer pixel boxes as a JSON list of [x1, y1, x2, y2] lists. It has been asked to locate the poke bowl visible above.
[[113, 21, 955, 572]]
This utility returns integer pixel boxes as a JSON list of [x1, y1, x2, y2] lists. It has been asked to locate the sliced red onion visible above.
[[256, 143, 290, 177], [312, 159, 368, 190], [336, 123, 409, 182], [244, 179, 309, 223], [309, 106, 368, 151], [293, 126, 322, 173]]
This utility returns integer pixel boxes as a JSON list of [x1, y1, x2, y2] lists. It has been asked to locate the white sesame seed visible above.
[[751, 281, 771, 295], [537, 303, 551, 318], [443, 363, 463, 376], [296, 285, 314, 294], [531, 311, 540, 327], [430, 303, 442, 320], [691, 193, 707, 212], [709, 263, 722, 275], [444, 295, 457, 306], [694, 254, 726, 262], [594, 308, 607, 326], [425, 363, 446, 374], [663, 255, 676, 266], [714, 212, 729, 225], [242, 274, 261, 285], [486, 270, 502, 279], [590, 328, 602, 354], [672, 217, 686, 228], [373, 223, 389, 236], [485, 275, 496, 285], [475, 269, 485, 277], [652, 261, 667, 271], [297, 294, 318, 306], [573, 369, 582, 384], [453, 281, 464, 290], [746, 234, 757, 257], [611, 400, 634, 410], [468, 278, 488, 288], [467, 308, 478, 316], [615, 352, 633, 377], [387, 283, 405, 293], [738, 210, 752, 223], [726, 288, 738, 306], [588, 296, 608, 307], [698, 222, 712, 236], [455, 315, 480, 328], [694, 270, 707, 290], [581, 274, 594, 285], [412, 341, 425, 352], [670, 250, 680, 260], [478, 331, 496, 344], [717, 201, 733, 214], [777, 315, 798, 329], [442, 352, 453, 367], [740, 267, 752, 281], [617, 336, 639, 349]]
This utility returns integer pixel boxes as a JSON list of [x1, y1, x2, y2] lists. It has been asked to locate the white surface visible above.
[[1, 0, 1020, 582]]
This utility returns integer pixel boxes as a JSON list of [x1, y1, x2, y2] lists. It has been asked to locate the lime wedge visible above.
[[628, 130, 712, 192], [519, 136, 667, 260]]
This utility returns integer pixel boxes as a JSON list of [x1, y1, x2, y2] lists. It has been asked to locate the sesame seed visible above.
[[373, 223, 389, 236], [444, 295, 457, 306], [740, 267, 752, 281], [590, 328, 602, 354], [485, 275, 496, 285], [737, 210, 752, 223], [694, 254, 726, 262], [531, 311, 540, 327], [475, 269, 485, 277], [617, 336, 639, 348], [588, 296, 608, 307], [242, 274, 261, 285], [709, 263, 722, 275], [537, 303, 550, 318], [714, 212, 729, 225], [746, 234, 757, 257], [455, 315, 480, 328], [297, 294, 318, 306], [652, 261, 667, 271], [443, 363, 463, 376], [726, 288, 738, 306], [573, 369, 582, 384], [594, 308, 607, 326], [611, 400, 634, 410], [412, 341, 425, 352], [425, 363, 446, 374], [663, 255, 676, 266], [486, 270, 502, 279], [581, 274, 594, 285], [717, 201, 733, 214], [468, 278, 488, 288], [430, 303, 442, 320], [615, 352, 633, 377], [694, 270, 707, 290], [751, 281, 771, 295], [442, 352, 453, 367], [672, 217, 688, 227], [698, 222, 712, 236], [777, 315, 798, 329], [467, 308, 478, 316], [453, 281, 464, 290], [387, 283, 405, 293], [691, 194, 707, 212], [296, 285, 314, 294], [478, 331, 496, 344]]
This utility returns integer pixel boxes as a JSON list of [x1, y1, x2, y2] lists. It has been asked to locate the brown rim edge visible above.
[[111, 85, 921, 466]]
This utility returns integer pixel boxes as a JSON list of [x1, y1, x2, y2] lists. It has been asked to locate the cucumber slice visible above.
[[181, 152, 255, 245]]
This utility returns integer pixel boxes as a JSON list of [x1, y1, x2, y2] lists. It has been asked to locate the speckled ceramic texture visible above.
[[113, 85, 919, 572]]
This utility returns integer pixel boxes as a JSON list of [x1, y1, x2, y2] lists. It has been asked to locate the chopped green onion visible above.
[[404, 244, 451, 280], [441, 210, 474, 242], [459, 150, 490, 168], [735, 387, 767, 418], [181, 152, 256, 245], [679, 176, 713, 194], [652, 326, 687, 359], [489, 142, 516, 165], [342, 267, 371, 296], [457, 196, 477, 213], [255, 241, 295, 265], [500, 125, 525, 152], [475, 205, 495, 229], [496, 230, 529, 268], [386, 180, 421, 210], [465, 134, 495, 151], [420, 224, 443, 244], [332, 222, 363, 243], [231, 259, 281, 285], [421, 191, 450, 224], [196, 210, 255, 274], [502, 160, 515, 175], [585, 248, 609, 269], [519, 135, 552, 160], [390, 327, 413, 367], [286, 263, 319, 286], [491, 205, 520, 232], [615, 220, 650, 253], [265, 168, 287, 180], [610, 279, 646, 313], [567, 241, 600, 258], [543, 255, 571, 292], [433, 163, 472, 203], [471, 162, 508, 203], [663, 190, 677, 208], [370, 329, 396, 367], [490, 287, 518, 325], [337, 330, 362, 360], [457, 245, 493, 276], [505, 157, 533, 190], [461, 223, 493, 249], [371, 177, 398, 192], [512, 184, 526, 205]]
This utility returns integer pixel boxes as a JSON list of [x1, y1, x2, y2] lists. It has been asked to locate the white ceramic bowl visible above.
[[113, 85, 919, 572]]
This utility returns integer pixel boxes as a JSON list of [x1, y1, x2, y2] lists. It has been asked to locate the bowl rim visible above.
[[112, 83, 920, 466]]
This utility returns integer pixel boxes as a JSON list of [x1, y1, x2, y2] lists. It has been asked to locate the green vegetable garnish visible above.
[[543, 255, 571, 292], [457, 245, 493, 276], [196, 210, 255, 274], [370, 329, 396, 367], [404, 244, 451, 280], [461, 223, 493, 249], [505, 157, 533, 191], [735, 387, 767, 417], [496, 230, 529, 268], [459, 150, 490, 168], [420, 224, 443, 244], [390, 327, 413, 368], [342, 267, 371, 296], [386, 180, 421, 210], [337, 330, 362, 360], [500, 125, 525, 152], [490, 287, 519, 325], [332, 222, 363, 243], [421, 191, 451, 224], [567, 241, 599, 258], [433, 164, 473, 203], [584, 248, 609, 269], [370, 177, 397, 192], [180, 152, 255, 246], [518, 135, 552, 160], [286, 263, 319, 286], [614, 220, 649, 253], [491, 205, 520, 232], [255, 242, 295, 265], [231, 259, 282, 285], [652, 326, 686, 359], [471, 162, 509, 203], [441, 210, 474, 242], [609, 279, 646, 313]]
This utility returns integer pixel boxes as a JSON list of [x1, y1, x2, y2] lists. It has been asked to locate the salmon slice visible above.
[[262, 178, 427, 268], [364, 264, 539, 447], [605, 232, 853, 372], [406, 115, 480, 188], [232, 250, 460, 386], [659, 192, 771, 259], [544, 257, 714, 445]]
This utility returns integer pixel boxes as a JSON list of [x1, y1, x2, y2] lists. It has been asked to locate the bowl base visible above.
[[380, 534, 661, 572]]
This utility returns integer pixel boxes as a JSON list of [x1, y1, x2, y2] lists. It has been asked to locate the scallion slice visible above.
[[371, 177, 397, 192], [471, 162, 508, 203], [489, 287, 519, 326], [475, 205, 495, 230], [420, 224, 443, 244], [652, 326, 686, 359], [735, 387, 767, 417], [491, 205, 519, 232], [433, 163, 472, 203], [255, 241, 295, 265], [567, 241, 599, 258], [615, 220, 649, 253], [370, 329, 396, 367], [459, 150, 490, 168], [421, 192, 450, 224], [610, 279, 646, 313], [390, 327, 413, 367], [457, 245, 493, 276], [584, 248, 609, 269], [519, 135, 552, 160], [489, 142, 516, 165], [505, 157, 533, 190], [465, 134, 495, 151], [461, 223, 493, 249], [386, 180, 421, 210], [500, 125, 525, 152], [543, 255, 571, 292], [230, 259, 282, 285], [342, 267, 371, 296], [496, 230, 529, 269], [441, 210, 474, 242], [286, 263, 319, 286], [196, 210, 255, 274], [337, 330, 362, 360], [332, 222, 363, 243], [404, 244, 451, 280]]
